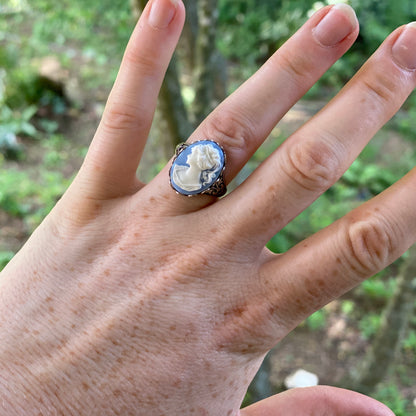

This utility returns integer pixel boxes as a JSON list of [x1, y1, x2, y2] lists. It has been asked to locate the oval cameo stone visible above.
[[170, 140, 225, 196]]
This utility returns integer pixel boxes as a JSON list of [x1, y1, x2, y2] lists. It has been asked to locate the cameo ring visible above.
[[169, 140, 227, 197]]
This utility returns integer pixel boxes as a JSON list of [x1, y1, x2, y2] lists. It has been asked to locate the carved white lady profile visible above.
[[171, 141, 223, 194]]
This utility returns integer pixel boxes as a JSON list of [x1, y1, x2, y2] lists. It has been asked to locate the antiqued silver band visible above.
[[169, 140, 227, 197]]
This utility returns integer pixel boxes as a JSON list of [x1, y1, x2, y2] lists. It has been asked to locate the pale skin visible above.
[[1, 0, 416, 414]]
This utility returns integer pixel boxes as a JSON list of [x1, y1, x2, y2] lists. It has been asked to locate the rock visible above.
[[38, 56, 69, 85], [284, 369, 319, 389], [34, 56, 84, 108], [327, 317, 347, 340]]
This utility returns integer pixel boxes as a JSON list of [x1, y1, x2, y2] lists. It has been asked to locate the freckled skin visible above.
[[0, 198, 267, 415], [0, 2, 412, 416]]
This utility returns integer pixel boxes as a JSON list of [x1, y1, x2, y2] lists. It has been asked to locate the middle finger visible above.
[[149, 4, 358, 211]]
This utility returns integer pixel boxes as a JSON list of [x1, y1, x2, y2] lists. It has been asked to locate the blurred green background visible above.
[[1, 0, 416, 413]]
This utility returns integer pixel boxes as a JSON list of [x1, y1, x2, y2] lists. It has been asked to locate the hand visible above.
[[1, 0, 415, 414]]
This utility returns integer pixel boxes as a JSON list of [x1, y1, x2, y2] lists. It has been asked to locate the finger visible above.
[[223, 22, 416, 246], [149, 4, 359, 212], [77, 0, 185, 199], [260, 166, 416, 328], [240, 386, 394, 416]]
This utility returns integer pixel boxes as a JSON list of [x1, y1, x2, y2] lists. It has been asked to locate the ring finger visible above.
[[221, 22, 416, 248], [149, 4, 359, 211]]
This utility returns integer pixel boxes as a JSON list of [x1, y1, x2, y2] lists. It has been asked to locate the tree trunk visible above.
[[130, 0, 147, 20], [159, 58, 194, 144], [343, 245, 416, 394], [180, 0, 199, 73], [192, 0, 220, 125]]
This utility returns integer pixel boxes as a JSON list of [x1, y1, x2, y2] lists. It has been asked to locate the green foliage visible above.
[[0, 64, 37, 158], [394, 92, 416, 140], [359, 275, 396, 301], [358, 313, 382, 340], [374, 384, 410, 416], [0, 105, 37, 137], [218, 0, 314, 67], [342, 159, 397, 196], [267, 179, 357, 253], [0, 0, 29, 14], [217, 0, 416, 90], [311, 0, 416, 90], [305, 309, 327, 331], [403, 330, 416, 357], [0, 0, 134, 120], [0, 166, 70, 228], [0, 169, 36, 217], [307, 53, 360, 95], [350, 0, 416, 53], [242, 391, 253, 408], [0, 250, 14, 272], [16, 0, 132, 55], [341, 300, 355, 316], [318, 1, 416, 92], [0, 0, 138, 167]]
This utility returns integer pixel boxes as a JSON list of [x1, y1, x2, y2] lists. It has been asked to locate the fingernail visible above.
[[149, 0, 178, 29], [392, 22, 416, 70], [313, 4, 358, 47]]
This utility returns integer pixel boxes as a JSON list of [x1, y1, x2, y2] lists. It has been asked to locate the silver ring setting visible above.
[[169, 140, 227, 197]]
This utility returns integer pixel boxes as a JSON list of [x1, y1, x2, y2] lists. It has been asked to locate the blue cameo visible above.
[[170, 140, 225, 196]]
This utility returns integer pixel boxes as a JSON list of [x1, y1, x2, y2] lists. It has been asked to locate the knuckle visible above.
[[102, 104, 147, 133], [123, 48, 158, 77], [277, 51, 314, 86], [282, 137, 342, 193], [343, 213, 396, 278], [203, 109, 257, 153], [361, 71, 397, 105]]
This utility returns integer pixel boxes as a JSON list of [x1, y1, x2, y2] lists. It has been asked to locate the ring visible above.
[[169, 140, 227, 197]]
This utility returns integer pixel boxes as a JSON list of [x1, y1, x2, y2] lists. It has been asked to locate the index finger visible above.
[[77, 0, 185, 199]]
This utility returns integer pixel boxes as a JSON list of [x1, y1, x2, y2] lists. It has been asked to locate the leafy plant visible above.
[[0, 66, 37, 158], [305, 309, 327, 331], [0, 167, 70, 228], [358, 313, 382, 340], [218, 0, 314, 66], [0, 169, 35, 217], [393, 92, 416, 140], [340, 300, 355, 316], [0, 250, 14, 272], [359, 276, 396, 301], [373, 384, 411, 416], [0, 105, 37, 136], [403, 330, 416, 356], [342, 159, 397, 196]]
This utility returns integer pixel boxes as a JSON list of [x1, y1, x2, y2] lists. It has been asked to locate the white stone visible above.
[[284, 369, 319, 389]]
